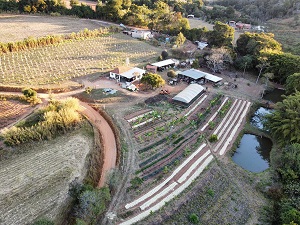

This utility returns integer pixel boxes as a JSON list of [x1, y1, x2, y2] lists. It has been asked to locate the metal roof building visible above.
[[178, 69, 222, 83], [172, 84, 205, 104]]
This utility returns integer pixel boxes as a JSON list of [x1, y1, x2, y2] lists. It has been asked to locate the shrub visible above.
[[130, 177, 143, 188], [209, 134, 218, 142], [188, 213, 200, 224], [31, 218, 54, 225]]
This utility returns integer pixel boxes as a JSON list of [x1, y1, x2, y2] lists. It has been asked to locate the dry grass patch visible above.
[[0, 14, 102, 43]]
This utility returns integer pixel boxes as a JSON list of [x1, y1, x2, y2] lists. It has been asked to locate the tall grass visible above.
[[2, 97, 82, 146]]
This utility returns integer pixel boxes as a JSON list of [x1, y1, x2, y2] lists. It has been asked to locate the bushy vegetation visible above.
[[22, 88, 41, 105], [209, 134, 218, 142], [69, 180, 111, 225], [269, 144, 300, 224], [265, 92, 300, 146], [31, 218, 54, 225], [1, 97, 81, 146]]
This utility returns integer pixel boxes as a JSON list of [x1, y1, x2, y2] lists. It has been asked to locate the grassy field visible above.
[[267, 17, 300, 55], [0, 14, 102, 43], [0, 122, 94, 225], [0, 33, 161, 86]]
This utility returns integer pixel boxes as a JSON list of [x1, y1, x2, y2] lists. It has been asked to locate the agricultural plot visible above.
[[118, 93, 252, 225], [0, 98, 32, 130], [0, 125, 94, 225], [0, 33, 160, 86], [139, 162, 253, 225]]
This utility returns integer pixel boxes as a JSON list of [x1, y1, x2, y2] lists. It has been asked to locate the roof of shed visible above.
[[151, 59, 175, 67], [172, 84, 204, 104], [178, 69, 222, 83]]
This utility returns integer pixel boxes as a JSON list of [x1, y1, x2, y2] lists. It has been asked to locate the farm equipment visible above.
[[160, 89, 170, 95]]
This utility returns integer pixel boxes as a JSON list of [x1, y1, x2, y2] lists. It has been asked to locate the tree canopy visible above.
[[236, 32, 282, 57], [207, 21, 234, 48], [265, 52, 300, 83], [285, 73, 300, 95], [140, 72, 165, 89], [264, 91, 300, 146]]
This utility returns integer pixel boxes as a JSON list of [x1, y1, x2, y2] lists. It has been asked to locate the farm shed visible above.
[[151, 59, 179, 72], [110, 66, 146, 82], [178, 69, 222, 84], [172, 84, 205, 106]]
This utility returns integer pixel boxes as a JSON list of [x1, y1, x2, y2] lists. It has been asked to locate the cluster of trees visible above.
[[69, 180, 111, 225], [214, 0, 298, 21], [2, 97, 81, 146], [235, 32, 300, 83]]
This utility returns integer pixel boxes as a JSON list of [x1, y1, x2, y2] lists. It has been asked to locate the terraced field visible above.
[[0, 125, 94, 225]]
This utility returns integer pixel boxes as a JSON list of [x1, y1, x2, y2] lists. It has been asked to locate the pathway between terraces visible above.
[[117, 97, 251, 225]]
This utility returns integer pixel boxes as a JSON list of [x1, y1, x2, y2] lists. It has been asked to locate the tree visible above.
[[255, 56, 269, 84], [22, 87, 37, 98], [207, 21, 234, 48], [75, 187, 110, 224], [175, 32, 186, 46], [262, 72, 274, 88], [205, 47, 233, 73], [22, 87, 41, 105], [264, 92, 300, 146], [140, 72, 165, 89], [277, 144, 300, 182], [161, 50, 168, 60], [167, 70, 177, 78], [123, 4, 150, 26], [285, 73, 300, 95]]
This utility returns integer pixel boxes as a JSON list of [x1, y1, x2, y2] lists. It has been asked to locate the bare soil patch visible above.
[[0, 14, 102, 43], [0, 99, 32, 130]]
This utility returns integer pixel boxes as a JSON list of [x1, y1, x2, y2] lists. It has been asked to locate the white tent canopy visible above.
[[173, 84, 205, 104]]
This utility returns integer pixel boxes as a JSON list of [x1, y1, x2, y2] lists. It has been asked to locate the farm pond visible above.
[[263, 88, 285, 103], [232, 134, 272, 173], [250, 107, 272, 129]]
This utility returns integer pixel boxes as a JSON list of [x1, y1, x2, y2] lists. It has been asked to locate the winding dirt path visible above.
[[80, 102, 117, 187]]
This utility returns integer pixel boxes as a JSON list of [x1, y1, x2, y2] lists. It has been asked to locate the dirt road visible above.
[[80, 102, 117, 187]]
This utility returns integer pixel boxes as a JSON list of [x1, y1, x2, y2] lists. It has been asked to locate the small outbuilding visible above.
[[172, 83, 205, 106], [110, 66, 146, 82]]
